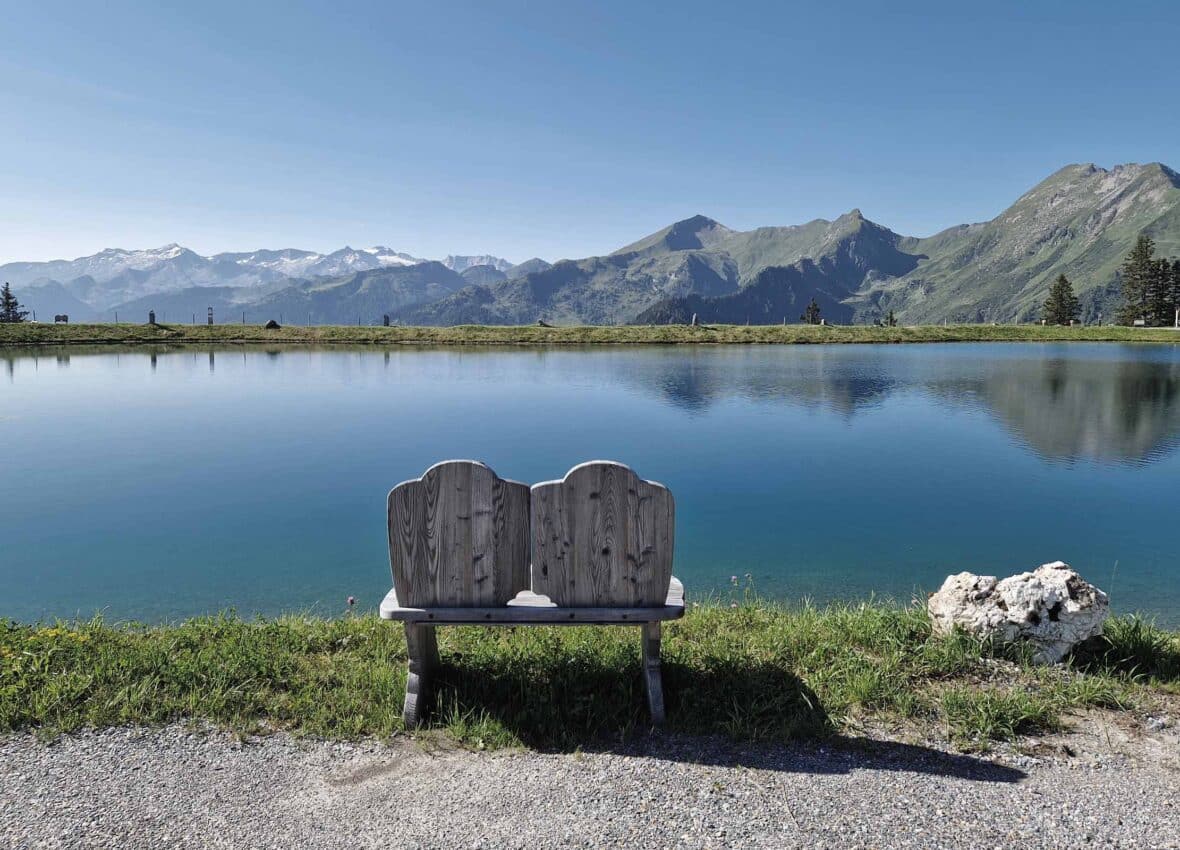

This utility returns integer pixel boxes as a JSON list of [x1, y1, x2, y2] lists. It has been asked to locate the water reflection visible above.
[[626, 347, 897, 416], [613, 346, 1180, 464], [3, 343, 1180, 465], [961, 357, 1180, 464]]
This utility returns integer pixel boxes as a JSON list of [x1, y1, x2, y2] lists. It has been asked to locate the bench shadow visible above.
[[611, 732, 1026, 784], [428, 657, 1024, 784]]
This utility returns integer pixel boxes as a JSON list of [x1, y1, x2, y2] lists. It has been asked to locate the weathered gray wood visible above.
[[388, 461, 530, 608], [530, 461, 674, 608], [379, 587, 685, 624], [641, 621, 666, 724], [402, 622, 439, 727], [385, 460, 682, 725]]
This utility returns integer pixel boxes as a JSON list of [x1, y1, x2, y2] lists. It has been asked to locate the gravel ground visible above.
[[1, 720, 1177, 849]]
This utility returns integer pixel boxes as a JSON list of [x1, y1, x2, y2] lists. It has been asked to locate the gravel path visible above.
[[1, 722, 1177, 849]]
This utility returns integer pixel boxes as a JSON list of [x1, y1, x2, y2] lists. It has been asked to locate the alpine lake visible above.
[[3, 342, 1178, 626]]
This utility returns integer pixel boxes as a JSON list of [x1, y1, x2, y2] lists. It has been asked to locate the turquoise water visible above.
[[2, 342, 1179, 625]]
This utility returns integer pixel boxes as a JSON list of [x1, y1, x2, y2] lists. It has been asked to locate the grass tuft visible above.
[[1071, 616, 1180, 688], [940, 686, 1061, 742]]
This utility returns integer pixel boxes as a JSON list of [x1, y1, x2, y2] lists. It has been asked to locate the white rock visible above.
[[927, 561, 1109, 664]]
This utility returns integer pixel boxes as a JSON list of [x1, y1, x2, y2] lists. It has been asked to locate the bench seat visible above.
[[380, 577, 685, 624]]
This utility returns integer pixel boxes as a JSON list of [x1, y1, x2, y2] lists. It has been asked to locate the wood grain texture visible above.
[[531, 461, 674, 607], [388, 461, 529, 608]]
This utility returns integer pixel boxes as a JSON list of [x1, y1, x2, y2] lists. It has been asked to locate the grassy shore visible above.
[[3, 321, 1180, 348], [2, 602, 1176, 750]]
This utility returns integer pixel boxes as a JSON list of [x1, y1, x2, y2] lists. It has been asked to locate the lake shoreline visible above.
[[5, 321, 1180, 347]]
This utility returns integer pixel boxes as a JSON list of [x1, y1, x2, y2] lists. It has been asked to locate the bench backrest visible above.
[[387, 460, 530, 607], [530, 461, 675, 607]]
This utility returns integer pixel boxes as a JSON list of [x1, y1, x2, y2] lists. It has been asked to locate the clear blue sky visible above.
[[3, 0, 1179, 264]]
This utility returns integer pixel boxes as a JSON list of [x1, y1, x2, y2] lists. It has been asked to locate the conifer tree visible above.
[[1147, 258, 1174, 326], [1118, 234, 1156, 325], [1042, 274, 1080, 325], [0, 282, 28, 323], [800, 298, 822, 325], [1170, 259, 1180, 327]]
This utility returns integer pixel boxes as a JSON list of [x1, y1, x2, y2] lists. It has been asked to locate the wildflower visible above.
[[347, 596, 356, 608], [730, 602, 738, 609], [730, 575, 738, 585]]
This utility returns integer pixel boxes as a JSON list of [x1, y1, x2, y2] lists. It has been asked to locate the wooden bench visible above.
[[380, 460, 685, 726]]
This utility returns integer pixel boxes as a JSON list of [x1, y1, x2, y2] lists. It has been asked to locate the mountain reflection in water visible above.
[[965, 357, 1180, 464], [5, 343, 1180, 464], [607, 345, 1180, 465]]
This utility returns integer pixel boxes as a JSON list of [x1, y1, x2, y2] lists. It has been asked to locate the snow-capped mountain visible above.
[[2, 246, 287, 309], [0, 244, 197, 290], [443, 255, 515, 274], [211, 246, 424, 280], [1, 244, 452, 311], [209, 248, 322, 278]]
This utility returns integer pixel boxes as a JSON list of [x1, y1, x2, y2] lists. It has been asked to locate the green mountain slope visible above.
[[612, 214, 735, 257], [866, 163, 1180, 323], [715, 211, 893, 279], [636, 213, 922, 325], [398, 209, 927, 326], [634, 261, 856, 325], [644, 163, 1180, 327], [398, 227, 742, 325]]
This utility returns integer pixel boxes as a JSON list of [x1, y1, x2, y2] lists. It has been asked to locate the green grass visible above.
[[3, 321, 1180, 348], [2, 602, 1176, 750]]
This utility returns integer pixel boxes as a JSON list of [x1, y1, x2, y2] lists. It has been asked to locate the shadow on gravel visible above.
[[612, 735, 1026, 784], [431, 658, 1025, 784]]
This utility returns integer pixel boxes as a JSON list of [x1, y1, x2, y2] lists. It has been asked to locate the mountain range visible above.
[[2, 246, 521, 323], [7, 162, 1179, 326]]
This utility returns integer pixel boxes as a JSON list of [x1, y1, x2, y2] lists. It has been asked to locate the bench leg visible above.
[[403, 623, 439, 728], [641, 621, 666, 725]]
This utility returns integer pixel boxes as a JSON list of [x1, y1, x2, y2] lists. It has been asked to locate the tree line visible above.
[[1042, 234, 1179, 326], [0, 283, 28, 323], [1116, 234, 1179, 326]]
